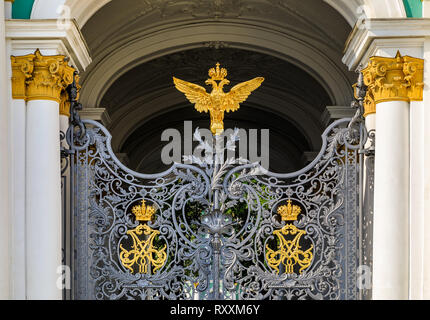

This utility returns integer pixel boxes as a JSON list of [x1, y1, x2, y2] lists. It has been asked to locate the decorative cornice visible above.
[[321, 105, 355, 126], [343, 18, 430, 71], [360, 51, 424, 117], [5, 19, 92, 72], [11, 49, 76, 107], [78, 107, 112, 127]]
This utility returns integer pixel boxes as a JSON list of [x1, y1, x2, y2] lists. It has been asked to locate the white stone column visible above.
[[0, 0, 11, 300], [362, 83, 407, 300], [11, 50, 75, 300], [26, 99, 63, 300], [10, 52, 34, 300], [364, 114, 375, 137], [423, 37, 430, 300], [60, 115, 69, 136], [10, 99, 26, 299], [5, 15, 91, 299], [373, 100, 410, 299], [342, 17, 430, 301], [4, 0, 12, 19], [404, 52, 425, 300], [423, 0, 430, 17], [362, 53, 423, 300], [418, 2, 430, 300], [409, 99, 424, 299]]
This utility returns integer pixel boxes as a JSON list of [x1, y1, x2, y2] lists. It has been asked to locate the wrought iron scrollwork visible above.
[[67, 72, 373, 300]]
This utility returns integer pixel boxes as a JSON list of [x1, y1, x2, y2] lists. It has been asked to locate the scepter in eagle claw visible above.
[[349, 69, 368, 130]]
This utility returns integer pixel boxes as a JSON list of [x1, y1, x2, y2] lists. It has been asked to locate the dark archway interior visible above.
[[100, 47, 333, 174]]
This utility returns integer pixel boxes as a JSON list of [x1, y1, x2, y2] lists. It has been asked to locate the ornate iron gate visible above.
[[63, 73, 373, 300]]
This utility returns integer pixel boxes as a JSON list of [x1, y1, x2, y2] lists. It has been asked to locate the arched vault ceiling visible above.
[[101, 48, 331, 120], [82, 0, 349, 57], [79, 0, 356, 110], [101, 47, 331, 155]]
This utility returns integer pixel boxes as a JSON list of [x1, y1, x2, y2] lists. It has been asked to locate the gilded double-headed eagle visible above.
[[173, 63, 264, 135]]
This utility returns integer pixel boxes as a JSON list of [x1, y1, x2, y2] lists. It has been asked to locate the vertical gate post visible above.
[[351, 71, 374, 300], [59, 87, 72, 300]]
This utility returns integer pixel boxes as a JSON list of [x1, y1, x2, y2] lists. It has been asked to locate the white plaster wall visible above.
[[31, 0, 111, 28], [410, 100, 425, 299], [422, 36, 430, 300], [4, 1, 12, 19], [0, 0, 11, 300], [30, 0, 65, 20]]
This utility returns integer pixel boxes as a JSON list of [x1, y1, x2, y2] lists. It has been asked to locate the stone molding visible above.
[[5, 19, 91, 72]]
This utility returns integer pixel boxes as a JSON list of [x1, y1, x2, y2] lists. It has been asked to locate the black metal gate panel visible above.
[[67, 114, 369, 300]]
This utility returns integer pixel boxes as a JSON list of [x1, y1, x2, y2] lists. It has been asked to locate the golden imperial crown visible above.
[[132, 200, 156, 221], [277, 200, 302, 221], [208, 62, 228, 81]]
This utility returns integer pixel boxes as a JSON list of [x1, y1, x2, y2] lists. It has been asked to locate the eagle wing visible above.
[[223, 77, 264, 112], [173, 77, 211, 113]]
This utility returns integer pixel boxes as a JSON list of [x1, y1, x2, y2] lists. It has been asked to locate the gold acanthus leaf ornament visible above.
[[173, 63, 264, 135]]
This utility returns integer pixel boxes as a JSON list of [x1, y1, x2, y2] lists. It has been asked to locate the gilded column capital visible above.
[[11, 53, 35, 100], [11, 49, 77, 108], [362, 52, 409, 104], [403, 56, 424, 101], [59, 91, 70, 117], [26, 49, 76, 103], [360, 51, 424, 117]]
